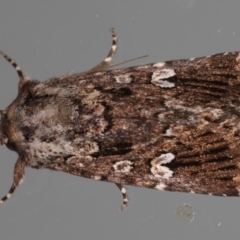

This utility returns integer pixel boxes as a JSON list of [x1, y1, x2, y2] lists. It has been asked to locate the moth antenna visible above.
[[0, 157, 25, 204], [85, 28, 118, 73], [115, 183, 129, 210], [109, 54, 149, 69], [0, 51, 24, 82]]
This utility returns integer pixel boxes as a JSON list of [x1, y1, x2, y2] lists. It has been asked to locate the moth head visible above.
[[0, 110, 8, 146], [0, 51, 28, 150]]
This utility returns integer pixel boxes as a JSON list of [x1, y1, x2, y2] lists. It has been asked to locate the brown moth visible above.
[[1, 29, 240, 210]]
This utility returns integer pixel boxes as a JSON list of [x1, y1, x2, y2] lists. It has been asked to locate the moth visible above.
[[1, 28, 240, 210]]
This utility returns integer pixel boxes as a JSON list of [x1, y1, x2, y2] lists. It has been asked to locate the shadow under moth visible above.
[[1, 28, 240, 210]]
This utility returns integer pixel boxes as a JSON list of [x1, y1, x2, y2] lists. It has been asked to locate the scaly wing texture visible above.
[[24, 51, 240, 197]]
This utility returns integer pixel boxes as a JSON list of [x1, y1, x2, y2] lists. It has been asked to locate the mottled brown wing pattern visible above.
[[1, 29, 240, 209], [44, 52, 240, 199]]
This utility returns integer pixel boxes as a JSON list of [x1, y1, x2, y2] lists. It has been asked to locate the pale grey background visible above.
[[0, 0, 240, 240]]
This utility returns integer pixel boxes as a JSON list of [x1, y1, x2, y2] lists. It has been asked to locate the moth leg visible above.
[[85, 28, 118, 73], [0, 157, 25, 204], [115, 183, 128, 210]]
